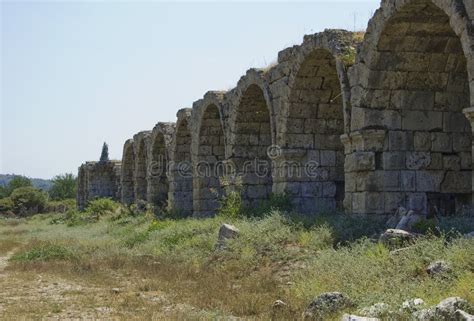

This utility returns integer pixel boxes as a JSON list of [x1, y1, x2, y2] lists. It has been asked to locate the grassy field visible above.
[[0, 203, 473, 320]]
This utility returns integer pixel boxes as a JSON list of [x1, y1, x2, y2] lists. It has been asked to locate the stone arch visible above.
[[121, 139, 135, 205], [147, 122, 175, 208], [227, 74, 274, 208], [168, 109, 193, 216], [345, 0, 473, 215], [133, 131, 151, 203], [192, 92, 226, 217], [267, 30, 359, 214]]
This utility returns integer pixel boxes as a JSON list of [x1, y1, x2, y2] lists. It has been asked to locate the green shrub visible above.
[[248, 194, 292, 218], [11, 242, 76, 262], [46, 199, 76, 213], [10, 187, 48, 216], [85, 198, 119, 217], [4, 176, 32, 197], [49, 173, 77, 200], [218, 190, 244, 219], [0, 197, 14, 212]]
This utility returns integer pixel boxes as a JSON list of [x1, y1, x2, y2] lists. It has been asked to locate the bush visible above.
[[218, 190, 244, 219], [49, 173, 77, 200], [11, 242, 76, 262], [10, 187, 48, 216], [46, 199, 76, 213], [0, 197, 14, 213], [85, 198, 119, 218]]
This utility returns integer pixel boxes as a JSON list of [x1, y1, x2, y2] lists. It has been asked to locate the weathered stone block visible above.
[[383, 152, 406, 170], [389, 131, 413, 151], [443, 155, 461, 171], [345, 152, 376, 172], [402, 110, 443, 131], [415, 170, 444, 192], [431, 132, 452, 153], [406, 152, 431, 170], [401, 171, 416, 191], [414, 132, 431, 151], [390, 90, 435, 110], [320, 150, 336, 166]]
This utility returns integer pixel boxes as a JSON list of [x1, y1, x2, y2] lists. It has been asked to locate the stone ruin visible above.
[[77, 160, 121, 210], [77, 0, 474, 217]]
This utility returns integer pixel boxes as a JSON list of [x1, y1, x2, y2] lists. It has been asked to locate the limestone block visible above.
[[441, 171, 471, 193], [406, 152, 431, 170], [320, 150, 336, 166], [389, 131, 413, 151], [383, 152, 406, 170], [431, 132, 452, 152], [453, 133, 471, 152], [401, 171, 416, 192], [443, 155, 461, 171], [301, 182, 323, 197], [322, 181, 337, 198], [402, 110, 443, 131], [443, 112, 470, 133], [414, 132, 432, 151], [459, 152, 472, 170], [415, 170, 444, 192], [345, 152, 376, 172], [390, 90, 435, 110]]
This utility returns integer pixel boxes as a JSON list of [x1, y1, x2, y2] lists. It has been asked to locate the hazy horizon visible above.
[[1, 0, 380, 179]]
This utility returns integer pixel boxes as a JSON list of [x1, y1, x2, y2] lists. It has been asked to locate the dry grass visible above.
[[0, 209, 473, 320]]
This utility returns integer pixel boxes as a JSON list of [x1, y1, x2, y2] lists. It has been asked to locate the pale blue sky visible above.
[[1, 1, 379, 179]]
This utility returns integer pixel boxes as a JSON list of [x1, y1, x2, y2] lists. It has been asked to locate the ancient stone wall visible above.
[[344, 0, 474, 215], [121, 139, 135, 205], [77, 161, 122, 210], [133, 131, 151, 203], [147, 122, 175, 208], [168, 109, 193, 215], [79, 0, 474, 217], [191, 92, 226, 217]]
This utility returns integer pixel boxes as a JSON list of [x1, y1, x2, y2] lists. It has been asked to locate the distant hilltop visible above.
[[0, 174, 53, 191]]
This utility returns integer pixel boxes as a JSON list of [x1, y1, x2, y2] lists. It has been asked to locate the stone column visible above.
[[342, 129, 386, 215], [463, 107, 474, 206]]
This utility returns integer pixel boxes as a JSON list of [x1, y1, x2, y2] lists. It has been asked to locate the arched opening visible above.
[[147, 133, 168, 208], [134, 139, 148, 202], [285, 48, 345, 213], [371, 0, 471, 215], [232, 84, 272, 207], [169, 119, 193, 215], [121, 142, 135, 205], [194, 104, 225, 217]]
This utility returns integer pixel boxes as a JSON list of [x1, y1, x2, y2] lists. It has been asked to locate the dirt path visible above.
[[0, 250, 14, 275], [0, 249, 221, 320]]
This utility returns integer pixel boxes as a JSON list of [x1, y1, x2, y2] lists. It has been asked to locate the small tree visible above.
[[5, 176, 32, 196], [49, 173, 77, 200], [100, 142, 109, 163]]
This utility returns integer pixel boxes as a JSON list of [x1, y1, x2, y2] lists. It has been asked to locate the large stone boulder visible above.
[[426, 260, 451, 277], [414, 297, 474, 320], [435, 297, 473, 320], [216, 224, 240, 249], [380, 229, 416, 247], [302, 292, 352, 320]]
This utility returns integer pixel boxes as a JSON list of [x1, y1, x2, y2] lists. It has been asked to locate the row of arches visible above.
[[117, 0, 473, 217]]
